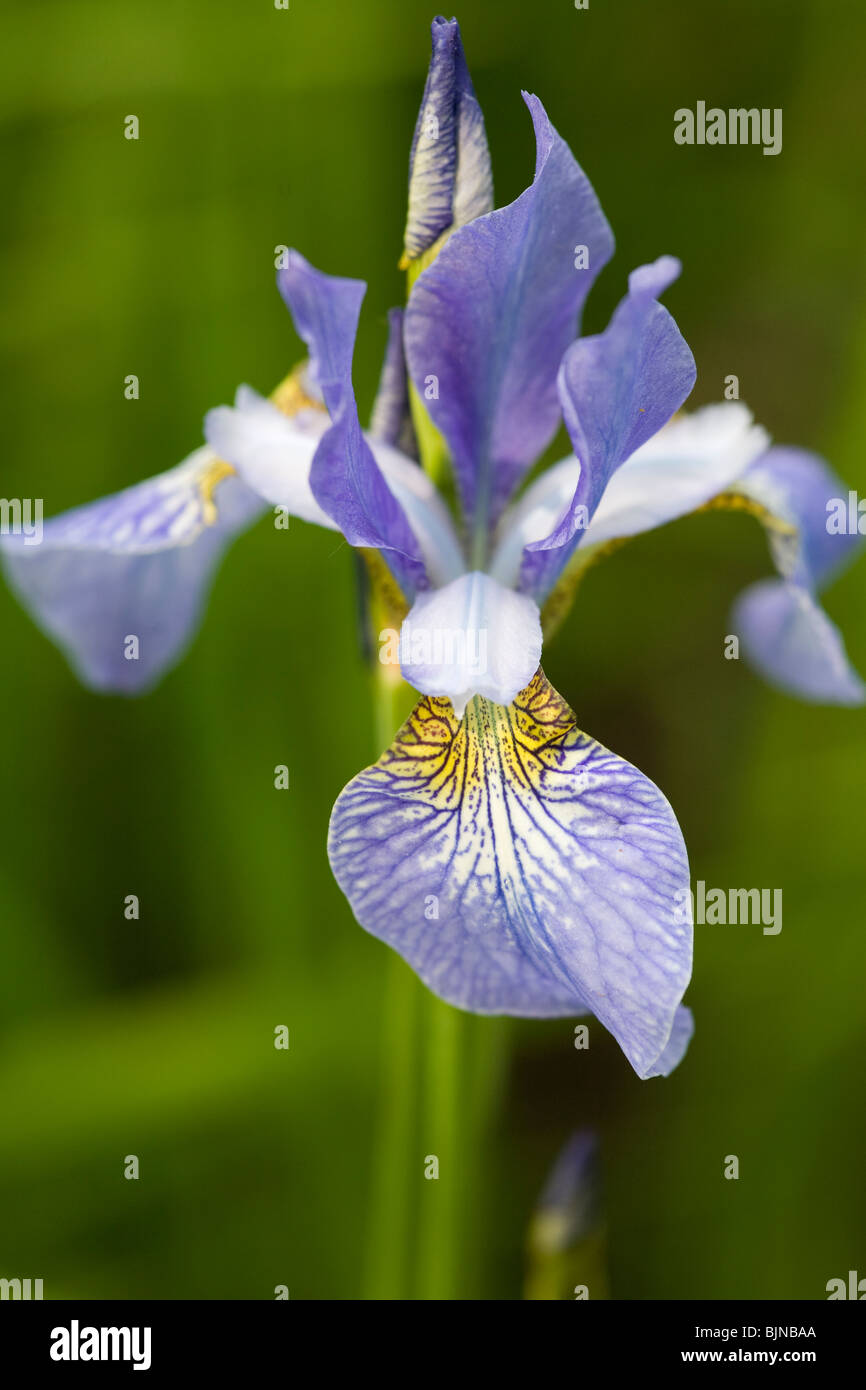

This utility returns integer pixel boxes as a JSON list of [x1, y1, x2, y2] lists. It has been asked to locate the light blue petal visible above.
[[728, 446, 864, 702], [404, 94, 614, 540], [2, 448, 264, 693], [738, 446, 863, 591], [521, 256, 696, 601], [733, 578, 865, 705], [329, 670, 693, 1080]]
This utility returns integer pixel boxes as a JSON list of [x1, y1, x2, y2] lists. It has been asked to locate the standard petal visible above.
[[328, 670, 693, 1079], [404, 94, 614, 539], [398, 570, 541, 716], [521, 256, 696, 601], [402, 15, 493, 265], [278, 250, 428, 598], [1, 447, 265, 692], [733, 579, 865, 705], [204, 384, 337, 528], [368, 308, 418, 459]]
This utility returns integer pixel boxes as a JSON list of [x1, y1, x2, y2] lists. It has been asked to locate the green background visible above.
[[1, 0, 863, 1299]]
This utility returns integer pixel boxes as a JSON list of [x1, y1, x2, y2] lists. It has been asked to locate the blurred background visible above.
[[1, 0, 864, 1299]]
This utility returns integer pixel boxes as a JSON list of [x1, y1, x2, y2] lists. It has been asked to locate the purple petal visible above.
[[368, 308, 419, 459], [402, 16, 493, 264], [521, 256, 696, 601], [404, 94, 614, 538], [739, 446, 863, 591], [733, 578, 865, 705], [1, 449, 264, 692], [728, 446, 864, 701], [329, 670, 693, 1080], [491, 404, 769, 589], [278, 251, 428, 597]]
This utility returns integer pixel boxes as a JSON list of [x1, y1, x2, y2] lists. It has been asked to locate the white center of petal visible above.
[[398, 570, 542, 716]]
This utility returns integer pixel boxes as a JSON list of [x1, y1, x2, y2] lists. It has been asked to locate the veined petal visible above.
[[398, 570, 541, 716], [733, 579, 865, 705], [278, 250, 428, 598], [404, 94, 614, 537], [204, 384, 337, 528], [521, 256, 696, 601], [402, 16, 493, 265], [328, 670, 693, 1079], [1, 447, 265, 692]]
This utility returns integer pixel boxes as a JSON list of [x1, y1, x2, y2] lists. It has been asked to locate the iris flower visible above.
[[3, 17, 862, 1081]]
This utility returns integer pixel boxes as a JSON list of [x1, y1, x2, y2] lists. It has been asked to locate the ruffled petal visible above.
[[328, 670, 693, 1079], [398, 570, 542, 716], [1, 447, 265, 692], [402, 16, 493, 265], [404, 94, 614, 536], [278, 250, 428, 599], [733, 579, 865, 705], [521, 256, 696, 601]]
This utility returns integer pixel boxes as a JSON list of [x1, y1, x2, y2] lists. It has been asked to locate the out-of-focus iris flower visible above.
[[3, 17, 862, 1080], [525, 1129, 608, 1300]]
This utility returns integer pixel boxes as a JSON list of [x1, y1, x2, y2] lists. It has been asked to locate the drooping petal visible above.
[[1, 447, 265, 692], [521, 257, 696, 601], [402, 15, 493, 266], [404, 94, 614, 539], [733, 579, 865, 704], [723, 447, 864, 703], [368, 308, 418, 459], [736, 446, 862, 591], [329, 670, 693, 1080], [278, 250, 428, 598], [398, 570, 542, 716]]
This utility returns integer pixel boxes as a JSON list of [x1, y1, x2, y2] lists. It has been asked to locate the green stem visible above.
[[416, 996, 463, 1299], [361, 671, 512, 1300], [362, 671, 420, 1300], [362, 949, 419, 1299]]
